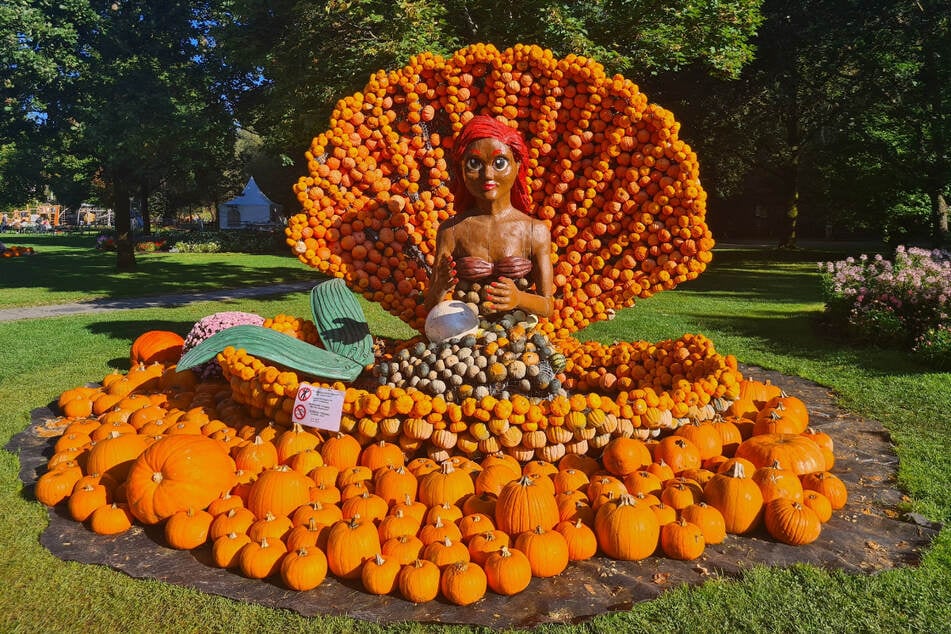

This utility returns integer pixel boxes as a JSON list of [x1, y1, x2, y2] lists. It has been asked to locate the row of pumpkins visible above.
[[37, 342, 848, 605]]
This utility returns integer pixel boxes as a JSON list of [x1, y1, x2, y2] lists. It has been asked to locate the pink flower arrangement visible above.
[[181, 311, 266, 378], [819, 246, 951, 348]]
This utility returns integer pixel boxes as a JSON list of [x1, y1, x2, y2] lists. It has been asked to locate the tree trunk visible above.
[[141, 182, 152, 236], [113, 180, 136, 271], [931, 189, 949, 247], [780, 190, 799, 249], [778, 148, 801, 249]]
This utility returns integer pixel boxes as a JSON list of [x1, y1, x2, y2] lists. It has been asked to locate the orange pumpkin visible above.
[[735, 433, 826, 475], [125, 435, 237, 524], [439, 561, 487, 606], [701, 461, 763, 535], [280, 546, 329, 591], [594, 494, 660, 561], [495, 475, 560, 536], [483, 546, 532, 596], [130, 330, 184, 365], [246, 466, 314, 519]]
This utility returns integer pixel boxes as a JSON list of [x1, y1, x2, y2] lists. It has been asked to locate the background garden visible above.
[[2, 1, 948, 262]]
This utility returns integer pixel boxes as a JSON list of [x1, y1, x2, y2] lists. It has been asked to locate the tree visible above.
[[661, 0, 950, 247], [2, 1, 238, 268], [0, 0, 98, 208], [657, 1, 882, 246], [841, 0, 950, 246], [215, 0, 764, 208], [62, 1, 238, 269]]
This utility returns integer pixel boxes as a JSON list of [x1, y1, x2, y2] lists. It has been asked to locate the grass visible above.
[[1, 236, 948, 632], [0, 232, 317, 308]]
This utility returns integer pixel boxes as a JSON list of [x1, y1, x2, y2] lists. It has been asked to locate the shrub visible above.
[[914, 326, 951, 370], [819, 246, 951, 349], [171, 239, 222, 253], [134, 239, 166, 253], [95, 232, 116, 251], [166, 228, 285, 254]]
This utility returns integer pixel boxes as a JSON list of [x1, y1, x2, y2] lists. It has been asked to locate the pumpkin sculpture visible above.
[[34, 41, 850, 607], [287, 43, 714, 337]]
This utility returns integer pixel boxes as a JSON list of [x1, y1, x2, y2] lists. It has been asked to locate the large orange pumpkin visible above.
[[495, 475, 560, 535], [735, 433, 827, 475], [130, 330, 184, 365], [84, 432, 151, 483], [125, 435, 237, 524], [245, 466, 314, 519], [594, 494, 660, 561]]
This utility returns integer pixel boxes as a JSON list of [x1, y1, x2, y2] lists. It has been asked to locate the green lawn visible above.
[[1, 236, 948, 632], [0, 233, 317, 308]]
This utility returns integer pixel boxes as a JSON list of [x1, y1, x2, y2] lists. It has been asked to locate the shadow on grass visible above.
[[86, 319, 199, 372], [86, 319, 198, 342], [681, 268, 821, 304], [1, 235, 317, 300], [8, 254, 314, 297], [678, 309, 927, 378]]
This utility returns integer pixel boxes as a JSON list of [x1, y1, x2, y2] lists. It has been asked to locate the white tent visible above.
[[218, 177, 283, 230]]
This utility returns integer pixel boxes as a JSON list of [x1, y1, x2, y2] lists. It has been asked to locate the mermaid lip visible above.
[[482, 182, 497, 190]]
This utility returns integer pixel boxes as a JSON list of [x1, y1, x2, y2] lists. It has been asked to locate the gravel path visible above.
[[0, 280, 316, 323]]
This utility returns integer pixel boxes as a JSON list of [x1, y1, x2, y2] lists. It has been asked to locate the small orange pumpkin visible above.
[[660, 518, 706, 560], [483, 546, 532, 595], [440, 561, 487, 606], [281, 546, 328, 591]]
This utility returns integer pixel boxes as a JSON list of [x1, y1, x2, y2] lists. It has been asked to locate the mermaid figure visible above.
[[424, 116, 554, 323]]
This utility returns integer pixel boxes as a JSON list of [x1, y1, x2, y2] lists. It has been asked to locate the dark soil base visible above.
[[8, 364, 941, 628]]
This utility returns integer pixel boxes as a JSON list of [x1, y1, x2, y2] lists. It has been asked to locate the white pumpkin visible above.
[[425, 300, 479, 343]]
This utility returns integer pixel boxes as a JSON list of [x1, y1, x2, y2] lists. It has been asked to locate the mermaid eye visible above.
[[493, 156, 509, 170], [465, 157, 482, 171]]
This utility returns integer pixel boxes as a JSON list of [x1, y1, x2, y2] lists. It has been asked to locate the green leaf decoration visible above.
[[310, 277, 374, 367], [176, 325, 364, 382]]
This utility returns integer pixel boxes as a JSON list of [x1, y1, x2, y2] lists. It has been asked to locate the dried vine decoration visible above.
[[287, 43, 714, 338]]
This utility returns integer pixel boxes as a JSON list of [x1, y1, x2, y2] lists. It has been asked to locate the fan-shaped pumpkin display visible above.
[[287, 43, 713, 337]]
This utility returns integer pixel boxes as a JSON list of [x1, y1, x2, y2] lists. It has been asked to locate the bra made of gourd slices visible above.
[[455, 255, 533, 280]]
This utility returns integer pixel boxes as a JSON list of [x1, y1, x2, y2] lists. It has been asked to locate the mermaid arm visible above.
[[423, 225, 457, 312], [486, 220, 554, 317]]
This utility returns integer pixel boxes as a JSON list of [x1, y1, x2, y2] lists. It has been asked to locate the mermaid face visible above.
[[460, 137, 519, 203]]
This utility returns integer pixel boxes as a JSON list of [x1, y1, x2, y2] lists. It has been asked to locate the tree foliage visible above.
[[838, 0, 950, 245], [215, 0, 764, 205], [6, 0, 943, 250], [0, 0, 97, 208], [1, 1, 239, 268], [665, 0, 949, 246]]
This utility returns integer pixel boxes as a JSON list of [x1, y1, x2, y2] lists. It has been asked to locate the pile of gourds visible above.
[[1, 245, 35, 257], [38, 338, 846, 603], [211, 314, 740, 463]]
